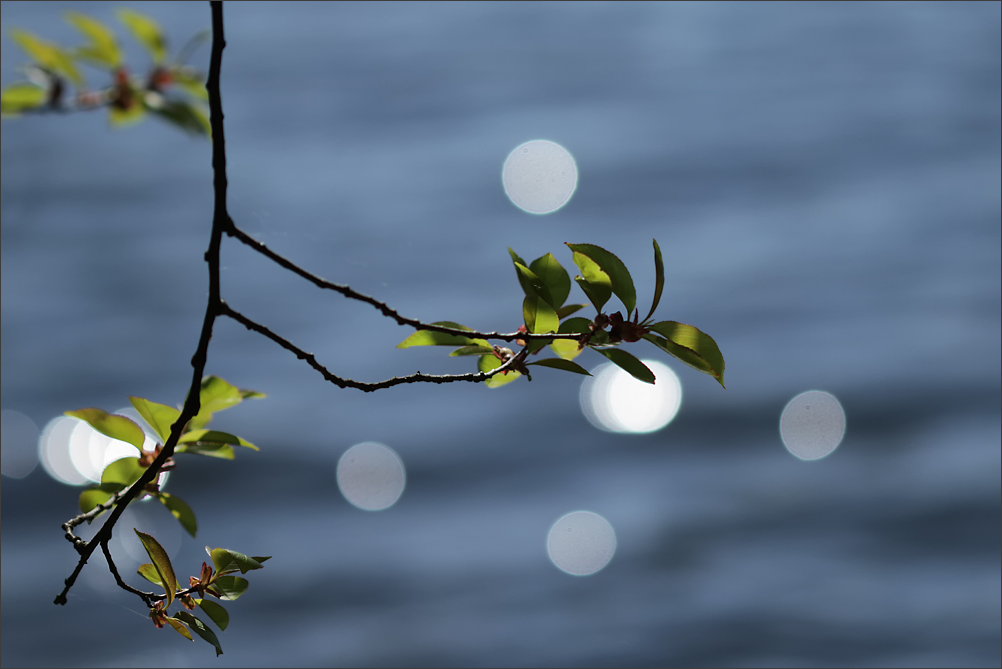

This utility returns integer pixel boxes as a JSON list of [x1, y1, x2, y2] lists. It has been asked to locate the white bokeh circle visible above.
[[337, 442, 406, 511], [779, 390, 846, 460], [502, 140, 578, 214], [547, 510, 617, 576]]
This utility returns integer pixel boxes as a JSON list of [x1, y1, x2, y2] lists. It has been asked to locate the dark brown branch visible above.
[[220, 303, 531, 391], [61, 488, 130, 552], [55, 0, 231, 607], [226, 225, 585, 342], [101, 540, 158, 608]]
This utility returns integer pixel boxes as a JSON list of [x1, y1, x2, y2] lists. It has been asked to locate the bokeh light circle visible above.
[[337, 442, 406, 511], [780, 390, 846, 460], [547, 511, 617, 576], [502, 140, 578, 214], [1, 409, 40, 479], [580, 360, 682, 434]]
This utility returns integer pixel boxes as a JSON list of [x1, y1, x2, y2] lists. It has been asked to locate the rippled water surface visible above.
[[2, 2, 999, 667]]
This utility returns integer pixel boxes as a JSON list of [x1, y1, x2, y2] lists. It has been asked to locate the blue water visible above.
[[2, 2, 999, 666]]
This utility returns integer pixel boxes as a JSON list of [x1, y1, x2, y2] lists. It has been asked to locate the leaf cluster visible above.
[[2, 8, 210, 136], [398, 240, 726, 388]]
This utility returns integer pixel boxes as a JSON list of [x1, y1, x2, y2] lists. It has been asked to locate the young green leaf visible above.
[[523, 295, 559, 334], [186, 376, 243, 430], [135, 529, 177, 607], [513, 261, 555, 306], [525, 358, 591, 376], [239, 387, 266, 400], [555, 303, 588, 320], [210, 575, 248, 601], [210, 548, 266, 575], [570, 252, 612, 313], [647, 321, 725, 388], [449, 344, 495, 357], [137, 563, 163, 586], [173, 612, 223, 656], [109, 96, 145, 127], [101, 457, 146, 487], [175, 442, 235, 459], [559, 317, 592, 335], [78, 482, 125, 514], [9, 29, 84, 88], [65, 409, 145, 450], [129, 397, 180, 443], [179, 429, 259, 451], [172, 66, 209, 101], [548, 339, 582, 361], [194, 599, 229, 631], [1, 83, 47, 116], [165, 617, 193, 641], [397, 322, 489, 349], [529, 253, 571, 309], [566, 243, 636, 316], [116, 8, 167, 64], [478, 354, 521, 388], [147, 98, 211, 137], [64, 11, 121, 68], [597, 348, 656, 384], [643, 238, 665, 323], [156, 493, 198, 537]]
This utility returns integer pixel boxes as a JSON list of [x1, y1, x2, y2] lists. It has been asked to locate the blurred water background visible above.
[[2, 2, 999, 666]]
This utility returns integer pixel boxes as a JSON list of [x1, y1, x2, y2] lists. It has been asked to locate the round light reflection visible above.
[[780, 390, 846, 460], [580, 360, 682, 434], [502, 140, 578, 214], [547, 511, 617, 576], [337, 442, 406, 511], [1, 409, 40, 479]]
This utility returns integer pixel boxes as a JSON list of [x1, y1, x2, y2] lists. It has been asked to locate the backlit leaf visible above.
[[522, 295, 559, 334], [65, 409, 145, 450], [188, 376, 242, 430], [195, 599, 229, 631], [397, 322, 489, 349], [64, 12, 121, 68], [558, 317, 592, 335], [100, 457, 146, 487], [108, 96, 145, 127], [116, 8, 167, 64], [210, 548, 265, 575], [165, 617, 193, 641], [79, 482, 124, 514], [548, 338, 582, 361], [1, 83, 46, 116], [525, 358, 591, 376], [529, 253, 571, 308], [179, 429, 259, 451], [171, 66, 208, 101], [644, 238, 665, 323], [137, 563, 163, 586], [146, 96, 210, 137], [9, 29, 84, 87], [173, 612, 222, 656], [449, 344, 494, 357], [478, 353, 521, 388], [556, 303, 587, 320], [570, 251, 612, 313], [129, 396, 180, 443], [597, 348, 656, 384], [175, 442, 234, 459], [566, 243, 636, 316], [211, 575, 248, 601], [135, 529, 177, 607], [156, 492, 197, 537], [647, 321, 725, 388]]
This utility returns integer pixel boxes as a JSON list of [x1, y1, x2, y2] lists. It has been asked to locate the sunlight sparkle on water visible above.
[[780, 390, 846, 460], [337, 442, 406, 511], [502, 140, 578, 214], [547, 511, 617, 576], [580, 360, 682, 434]]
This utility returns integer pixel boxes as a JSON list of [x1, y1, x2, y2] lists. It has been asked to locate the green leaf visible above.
[[597, 348, 656, 384], [108, 96, 145, 127], [135, 529, 177, 607], [1, 83, 46, 116], [449, 344, 495, 357], [137, 563, 163, 586], [179, 429, 259, 452], [525, 358, 591, 376], [64, 11, 121, 68], [478, 354, 521, 388], [195, 599, 229, 631], [558, 317, 593, 335], [156, 493, 197, 537], [175, 442, 235, 460], [210, 575, 248, 601], [645, 321, 726, 387], [100, 457, 146, 487], [116, 8, 167, 64], [397, 322, 489, 349], [566, 243, 636, 316], [129, 397, 180, 443], [210, 548, 266, 575], [570, 252, 612, 313], [9, 29, 84, 87], [173, 612, 223, 656], [239, 388, 266, 400], [146, 96, 211, 137], [529, 253, 571, 309], [556, 303, 587, 320], [548, 338, 582, 361], [507, 247, 528, 267], [512, 262, 554, 307], [171, 66, 208, 101], [65, 409, 145, 450], [165, 617, 193, 641], [79, 482, 125, 514], [188, 376, 243, 430], [522, 295, 559, 334], [644, 239, 665, 323]]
